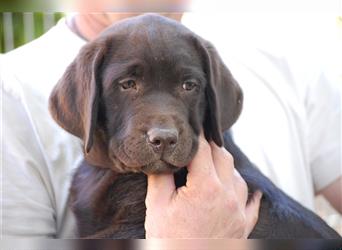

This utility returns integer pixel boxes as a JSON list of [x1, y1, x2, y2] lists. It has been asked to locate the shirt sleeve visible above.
[[2, 85, 57, 238], [306, 72, 341, 192]]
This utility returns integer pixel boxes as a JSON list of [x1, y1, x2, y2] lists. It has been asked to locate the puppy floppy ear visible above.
[[198, 40, 243, 146], [49, 39, 107, 154]]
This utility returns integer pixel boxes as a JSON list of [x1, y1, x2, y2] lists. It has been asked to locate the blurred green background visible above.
[[0, 12, 64, 53]]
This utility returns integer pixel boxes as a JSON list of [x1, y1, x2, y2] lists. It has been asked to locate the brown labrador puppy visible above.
[[49, 14, 340, 238]]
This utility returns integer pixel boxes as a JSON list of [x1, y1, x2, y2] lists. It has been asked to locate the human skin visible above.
[[145, 134, 262, 238], [70, 12, 183, 41], [71, 0, 186, 40], [318, 177, 342, 214]]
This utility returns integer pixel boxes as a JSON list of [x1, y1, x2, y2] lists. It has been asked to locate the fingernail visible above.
[[209, 141, 224, 151], [198, 136, 208, 145], [255, 190, 263, 199]]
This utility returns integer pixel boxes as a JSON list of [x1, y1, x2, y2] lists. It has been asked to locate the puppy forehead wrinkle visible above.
[[103, 61, 144, 83], [178, 65, 206, 79]]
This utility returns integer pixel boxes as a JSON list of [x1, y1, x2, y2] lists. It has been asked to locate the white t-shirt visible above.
[[2, 15, 341, 238], [2, 18, 85, 238]]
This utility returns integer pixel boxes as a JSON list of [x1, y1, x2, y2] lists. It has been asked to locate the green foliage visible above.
[[0, 12, 64, 53], [0, 13, 4, 52]]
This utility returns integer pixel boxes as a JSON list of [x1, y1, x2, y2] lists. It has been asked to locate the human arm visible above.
[[1, 71, 80, 238], [305, 71, 341, 214], [317, 177, 342, 214], [2, 84, 57, 238]]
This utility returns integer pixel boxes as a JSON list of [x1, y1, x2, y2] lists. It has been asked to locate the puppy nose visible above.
[[147, 128, 178, 152]]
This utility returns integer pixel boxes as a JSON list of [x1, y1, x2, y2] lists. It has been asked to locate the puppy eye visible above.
[[119, 79, 137, 90], [182, 80, 198, 91]]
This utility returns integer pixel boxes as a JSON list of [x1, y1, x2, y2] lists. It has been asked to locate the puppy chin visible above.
[[141, 160, 181, 174], [108, 151, 176, 174]]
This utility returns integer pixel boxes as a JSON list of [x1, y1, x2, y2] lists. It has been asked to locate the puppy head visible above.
[[49, 14, 242, 174]]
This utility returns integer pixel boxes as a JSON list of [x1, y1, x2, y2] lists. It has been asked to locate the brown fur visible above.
[[49, 14, 340, 239]]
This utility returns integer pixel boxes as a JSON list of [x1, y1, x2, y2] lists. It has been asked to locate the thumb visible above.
[[146, 174, 176, 208], [187, 133, 216, 183], [244, 190, 263, 237]]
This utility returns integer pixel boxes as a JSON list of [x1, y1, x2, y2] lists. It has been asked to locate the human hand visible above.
[[144, 133, 263, 238]]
